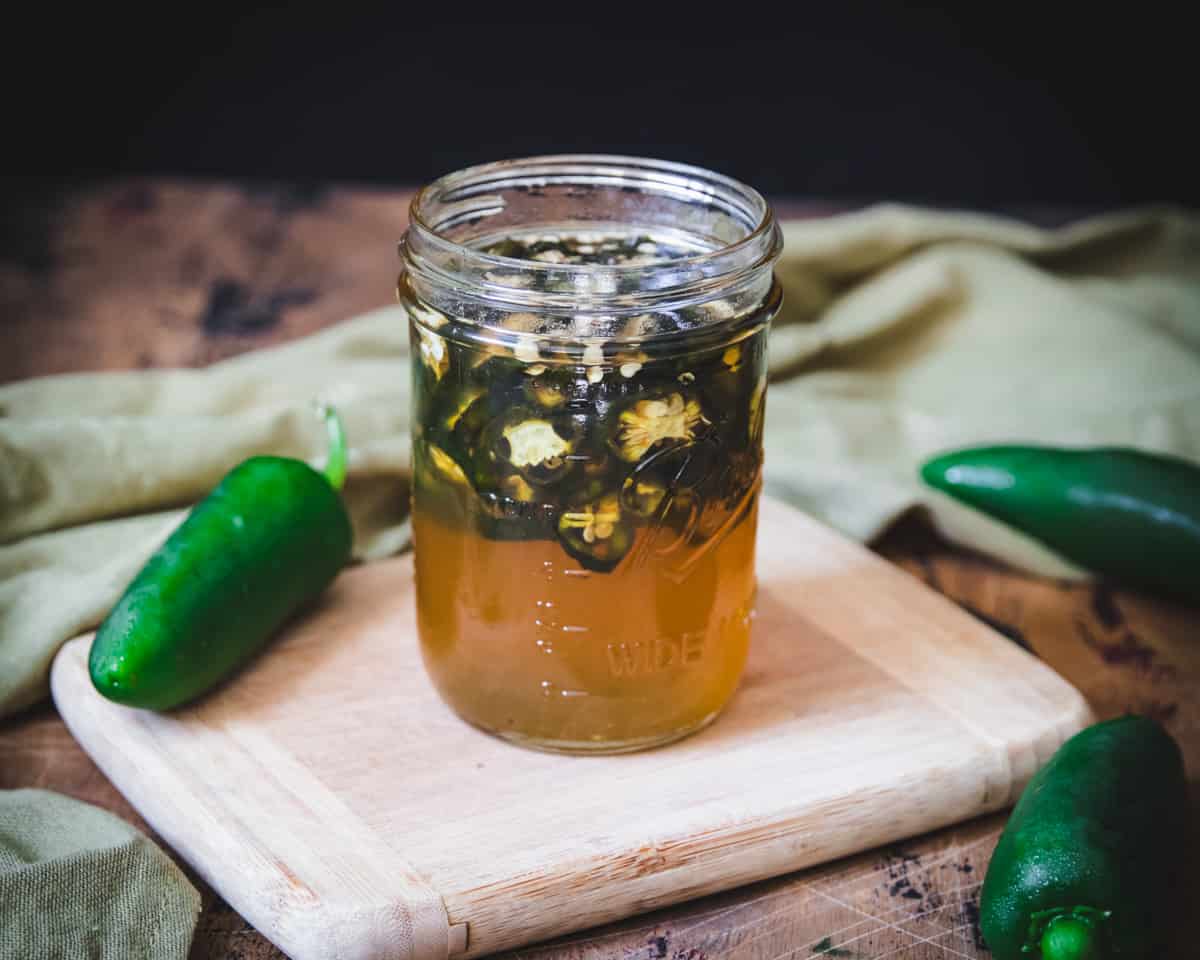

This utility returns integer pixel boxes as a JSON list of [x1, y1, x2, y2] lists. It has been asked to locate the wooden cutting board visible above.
[[51, 496, 1091, 960]]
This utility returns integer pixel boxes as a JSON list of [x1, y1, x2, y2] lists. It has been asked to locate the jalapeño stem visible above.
[[318, 404, 348, 491], [1040, 914, 1102, 960]]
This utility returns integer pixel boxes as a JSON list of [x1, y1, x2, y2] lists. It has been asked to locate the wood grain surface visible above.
[[1, 180, 1197, 959]]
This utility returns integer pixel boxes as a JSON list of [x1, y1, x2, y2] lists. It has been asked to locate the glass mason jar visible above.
[[398, 155, 782, 754]]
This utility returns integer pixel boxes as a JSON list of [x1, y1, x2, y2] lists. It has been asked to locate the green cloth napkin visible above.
[[0, 789, 201, 958], [3, 204, 1200, 725]]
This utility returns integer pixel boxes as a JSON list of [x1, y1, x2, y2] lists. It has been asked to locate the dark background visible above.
[[6, 11, 1197, 206]]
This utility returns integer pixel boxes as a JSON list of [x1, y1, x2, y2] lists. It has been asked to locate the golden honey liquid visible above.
[[413, 492, 759, 752]]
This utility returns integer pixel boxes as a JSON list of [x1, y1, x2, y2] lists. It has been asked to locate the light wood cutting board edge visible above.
[[49, 497, 1095, 960], [52, 639, 463, 960]]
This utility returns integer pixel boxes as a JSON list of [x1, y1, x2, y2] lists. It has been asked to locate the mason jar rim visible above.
[[400, 154, 783, 329]]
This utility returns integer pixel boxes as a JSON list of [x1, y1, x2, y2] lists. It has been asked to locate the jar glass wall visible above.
[[398, 156, 782, 753]]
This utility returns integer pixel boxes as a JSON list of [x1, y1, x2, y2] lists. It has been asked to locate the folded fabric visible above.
[[0, 788, 201, 958], [3, 204, 1198, 719]]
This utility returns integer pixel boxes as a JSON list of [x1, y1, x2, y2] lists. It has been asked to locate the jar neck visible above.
[[399, 155, 783, 341]]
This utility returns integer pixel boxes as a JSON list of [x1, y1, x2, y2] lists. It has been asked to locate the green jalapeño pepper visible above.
[[89, 406, 353, 709], [921, 445, 1200, 603], [980, 715, 1188, 960]]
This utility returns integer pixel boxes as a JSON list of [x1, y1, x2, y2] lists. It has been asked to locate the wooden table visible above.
[[2, 180, 1197, 959]]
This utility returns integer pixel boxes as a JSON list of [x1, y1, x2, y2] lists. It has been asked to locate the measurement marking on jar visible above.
[[533, 588, 564, 654], [560, 624, 589, 633]]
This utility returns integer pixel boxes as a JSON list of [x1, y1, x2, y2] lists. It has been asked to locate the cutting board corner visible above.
[[51, 497, 1091, 959]]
